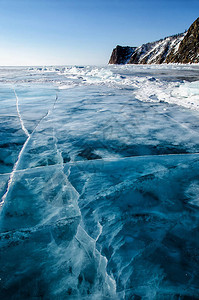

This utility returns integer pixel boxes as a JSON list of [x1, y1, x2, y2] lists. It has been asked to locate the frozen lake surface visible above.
[[1, 65, 199, 299]]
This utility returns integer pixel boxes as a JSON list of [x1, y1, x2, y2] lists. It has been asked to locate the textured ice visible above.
[[1, 66, 199, 299]]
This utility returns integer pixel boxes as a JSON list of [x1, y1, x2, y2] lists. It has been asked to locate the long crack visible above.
[[0, 90, 59, 207]]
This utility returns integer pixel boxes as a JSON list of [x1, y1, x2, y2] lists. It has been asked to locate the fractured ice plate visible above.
[[1, 154, 199, 299]]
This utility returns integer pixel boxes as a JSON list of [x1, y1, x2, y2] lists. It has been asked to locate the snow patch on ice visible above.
[[185, 181, 199, 207], [134, 77, 199, 110]]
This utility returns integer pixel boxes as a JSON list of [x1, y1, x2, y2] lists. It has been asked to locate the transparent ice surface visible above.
[[1, 65, 199, 299]]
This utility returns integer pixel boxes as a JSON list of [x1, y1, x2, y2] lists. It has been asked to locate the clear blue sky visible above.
[[0, 0, 198, 66]]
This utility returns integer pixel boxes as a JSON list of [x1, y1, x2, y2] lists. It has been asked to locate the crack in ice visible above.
[[164, 112, 199, 134], [14, 89, 30, 138], [0, 91, 59, 207], [75, 225, 117, 295], [1, 89, 31, 207], [1, 151, 199, 178]]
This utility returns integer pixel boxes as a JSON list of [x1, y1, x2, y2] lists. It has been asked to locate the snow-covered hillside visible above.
[[128, 33, 186, 64]]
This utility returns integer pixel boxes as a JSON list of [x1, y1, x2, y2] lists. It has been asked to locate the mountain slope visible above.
[[128, 33, 185, 64], [109, 18, 199, 64], [166, 17, 199, 63]]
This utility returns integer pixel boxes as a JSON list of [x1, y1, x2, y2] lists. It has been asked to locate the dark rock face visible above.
[[166, 18, 199, 63], [109, 18, 199, 65], [109, 45, 136, 64]]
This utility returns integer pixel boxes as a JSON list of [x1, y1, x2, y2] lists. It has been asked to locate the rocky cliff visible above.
[[166, 18, 199, 63], [109, 18, 199, 64], [109, 46, 137, 64]]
